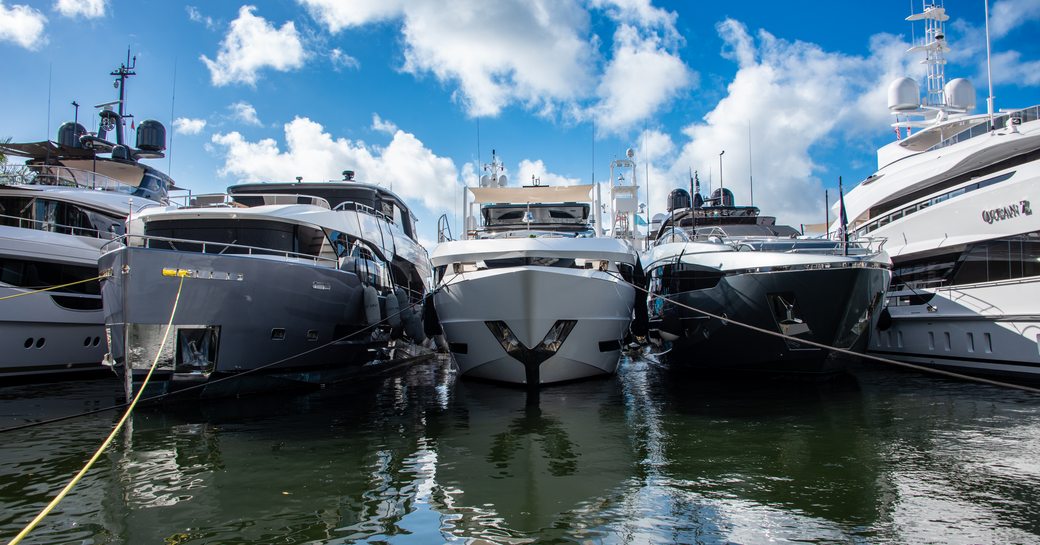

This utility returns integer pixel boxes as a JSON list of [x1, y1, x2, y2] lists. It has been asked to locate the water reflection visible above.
[[2, 357, 1040, 544]]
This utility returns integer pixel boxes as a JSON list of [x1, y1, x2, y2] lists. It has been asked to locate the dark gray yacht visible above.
[[0, 55, 177, 381], [642, 185, 891, 374], [99, 172, 431, 399]]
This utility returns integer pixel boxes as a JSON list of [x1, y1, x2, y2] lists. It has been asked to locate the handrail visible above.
[[102, 233, 339, 267], [187, 192, 331, 210], [436, 214, 453, 242], [0, 211, 120, 240], [333, 200, 394, 224], [0, 163, 176, 205]]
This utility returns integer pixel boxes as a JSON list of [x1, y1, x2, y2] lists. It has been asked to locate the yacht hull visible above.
[[651, 267, 890, 374], [0, 227, 108, 380], [434, 267, 634, 386], [100, 246, 397, 400], [870, 279, 1040, 381]]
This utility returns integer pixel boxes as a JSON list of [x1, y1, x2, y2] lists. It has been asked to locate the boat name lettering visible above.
[[982, 200, 1032, 224]]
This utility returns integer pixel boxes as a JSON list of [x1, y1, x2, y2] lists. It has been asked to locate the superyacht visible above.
[[100, 171, 431, 399], [643, 181, 891, 374], [0, 56, 177, 380], [838, 3, 1040, 380], [428, 151, 640, 387]]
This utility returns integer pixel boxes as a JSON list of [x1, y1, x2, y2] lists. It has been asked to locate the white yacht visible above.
[[428, 151, 640, 387], [0, 56, 177, 381], [838, 4, 1040, 380], [643, 184, 891, 374], [100, 173, 431, 399]]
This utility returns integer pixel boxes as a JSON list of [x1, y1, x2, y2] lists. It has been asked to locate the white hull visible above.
[[871, 278, 1040, 379], [0, 226, 109, 378], [435, 267, 634, 385]]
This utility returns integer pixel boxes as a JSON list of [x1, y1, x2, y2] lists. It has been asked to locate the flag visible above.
[[838, 177, 849, 256]]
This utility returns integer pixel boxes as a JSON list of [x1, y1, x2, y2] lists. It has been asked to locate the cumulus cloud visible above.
[[229, 101, 261, 126], [54, 0, 105, 18], [990, 50, 1040, 86], [201, 5, 306, 86], [990, 0, 1040, 38], [592, 24, 693, 134], [173, 117, 207, 135], [211, 116, 460, 213], [643, 19, 914, 226], [517, 159, 582, 187], [299, 0, 693, 133], [0, 3, 47, 49]]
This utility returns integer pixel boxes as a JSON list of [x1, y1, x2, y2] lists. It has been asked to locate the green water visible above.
[[1, 356, 1038, 544]]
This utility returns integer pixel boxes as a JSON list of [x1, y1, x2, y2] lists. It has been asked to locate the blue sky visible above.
[[2, 0, 1039, 247]]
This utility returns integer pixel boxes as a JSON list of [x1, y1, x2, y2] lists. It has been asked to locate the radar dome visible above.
[[944, 78, 976, 112], [57, 122, 86, 148], [710, 188, 735, 207], [887, 77, 920, 112], [135, 120, 166, 152], [667, 188, 691, 211]]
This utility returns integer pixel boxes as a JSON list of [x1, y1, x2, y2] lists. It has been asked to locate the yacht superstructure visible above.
[[837, 4, 1040, 380], [429, 151, 639, 386], [0, 55, 177, 380], [644, 184, 890, 374], [100, 174, 431, 399]]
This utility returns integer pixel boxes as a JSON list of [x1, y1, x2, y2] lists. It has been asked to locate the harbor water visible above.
[[1, 355, 1039, 544]]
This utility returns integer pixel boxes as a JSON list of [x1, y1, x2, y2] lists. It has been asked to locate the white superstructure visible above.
[[835, 3, 1040, 380]]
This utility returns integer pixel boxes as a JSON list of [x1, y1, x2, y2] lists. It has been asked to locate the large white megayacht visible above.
[[836, 3, 1040, 381], [0, 55, 178, 381], [100, 172, 431, 399], [429, 151, 641, 387]]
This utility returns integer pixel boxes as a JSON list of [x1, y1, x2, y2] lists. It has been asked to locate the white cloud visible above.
[[990, 0, 1040, 38], [54, 0, 105, 18], [301, 0, 596, 118], [0, 3, 47, 49], [517, 159, 582, 187], [186, 5, 217, 30], [229, 101, 261, 126], [990, 50, 1040, 86], [644, 19, 914, 226], [371, 114, 397, 134], [200, 5, 306, 86], [173, 117, 207, 135], [211, 117, 460, 213], [592, 24, 693, 134], [330, 48, 359, 70]]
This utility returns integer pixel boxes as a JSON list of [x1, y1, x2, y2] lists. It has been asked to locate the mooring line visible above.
[[0, 273, 110, 301], [0, 286, 443, 435], [605, 270, 1040, 395], [5, 272, 186, 545]]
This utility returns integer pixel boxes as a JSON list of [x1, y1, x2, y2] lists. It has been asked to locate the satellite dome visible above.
[[135, 120, 167, 152], [667, 188, 691, 211], [944, 78, 976, 112], [887, 77, 920, 112], [57, 122, 87, 148], [710, 188, 735, 207]]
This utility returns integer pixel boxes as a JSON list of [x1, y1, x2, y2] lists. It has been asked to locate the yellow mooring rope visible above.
[[5, 272, 187, 545], [0, 273, 110, 301]]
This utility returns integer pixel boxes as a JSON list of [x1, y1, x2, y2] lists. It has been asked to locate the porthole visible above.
[[24, 338, 33, 349], [92, 336, 101, 347], [35, 338, 46, 349], [83, 337, 92, 347]]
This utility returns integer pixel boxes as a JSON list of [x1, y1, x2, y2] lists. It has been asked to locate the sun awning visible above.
[[468, 184, 594, 204]]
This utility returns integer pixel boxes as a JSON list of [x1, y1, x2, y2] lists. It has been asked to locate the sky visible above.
[[2, 0, 1039, 248]]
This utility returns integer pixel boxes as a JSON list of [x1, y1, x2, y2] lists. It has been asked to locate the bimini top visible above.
[[469, 184, 594, 204]]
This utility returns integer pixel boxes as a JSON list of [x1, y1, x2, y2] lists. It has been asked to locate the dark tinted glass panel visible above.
[[0, 258, 100, 295]]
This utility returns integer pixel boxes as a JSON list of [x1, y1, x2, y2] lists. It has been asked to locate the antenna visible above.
[[46, 63, 52, 141], [984, 0, 995, 129], [747, 120, 754, 206], [168, 58, 178, 176]]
